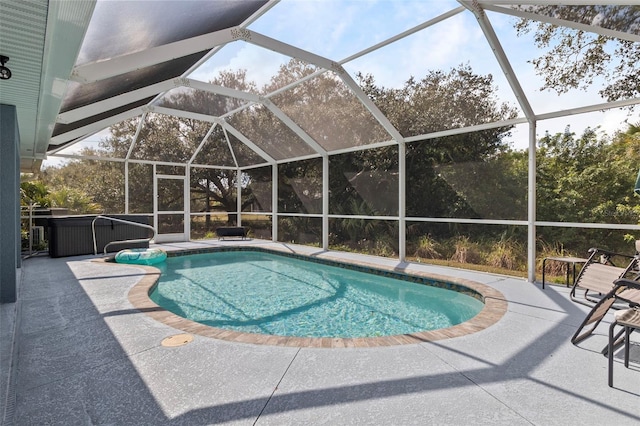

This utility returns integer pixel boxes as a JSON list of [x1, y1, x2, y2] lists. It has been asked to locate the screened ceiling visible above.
[[42, 0, 640, 169]]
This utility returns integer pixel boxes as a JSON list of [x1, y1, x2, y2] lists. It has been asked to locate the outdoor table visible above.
[[541, 256, 588, 289]]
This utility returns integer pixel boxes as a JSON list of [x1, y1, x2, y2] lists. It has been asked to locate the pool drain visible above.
[[161, 333, 194, 347]]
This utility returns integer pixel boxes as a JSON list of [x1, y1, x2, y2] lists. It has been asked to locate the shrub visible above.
[[487, 237, 525, 270], [413, 235, 442, 259], [450, 236, 483, 264]]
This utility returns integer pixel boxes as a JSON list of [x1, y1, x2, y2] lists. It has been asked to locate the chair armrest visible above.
[[588, 247, 636, 260], [613, 278, 640, 291]]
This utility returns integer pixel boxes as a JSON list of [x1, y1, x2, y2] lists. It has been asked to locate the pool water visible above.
[[150, 250, 483, 338]]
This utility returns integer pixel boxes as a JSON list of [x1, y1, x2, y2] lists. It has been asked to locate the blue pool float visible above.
[[115, 248, 167, 265]]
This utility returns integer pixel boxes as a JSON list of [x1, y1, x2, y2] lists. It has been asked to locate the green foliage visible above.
[[48, 188, 101, 214], [514, 5, 640, 102], [20, 180, 50, 208], [537, 126, 640, 223]]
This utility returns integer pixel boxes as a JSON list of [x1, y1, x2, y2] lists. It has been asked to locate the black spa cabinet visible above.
[[48, 215, 152, 258]]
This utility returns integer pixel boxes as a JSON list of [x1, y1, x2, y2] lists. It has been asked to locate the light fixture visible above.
[[0, 56, 11, 80]]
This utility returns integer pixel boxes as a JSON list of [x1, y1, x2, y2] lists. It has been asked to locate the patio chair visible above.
[[571, 277, 640, 344], [569, 246, 638, 307], [608, 304, 640, 387]]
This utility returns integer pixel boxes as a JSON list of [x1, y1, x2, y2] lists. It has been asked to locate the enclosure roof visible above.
[[1, 1, 639, 171]]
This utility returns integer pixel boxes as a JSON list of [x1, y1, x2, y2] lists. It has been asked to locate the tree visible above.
[[39, 158, 125, 214], [536, 125, 640, 250], [514, 5, 640, 102], [20, 180, 50, 208]]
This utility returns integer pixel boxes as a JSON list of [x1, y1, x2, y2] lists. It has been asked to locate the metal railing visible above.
[[92, 215, 156, 255]]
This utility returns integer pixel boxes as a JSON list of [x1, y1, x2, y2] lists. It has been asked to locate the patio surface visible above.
[[2, 239, 639, 425]]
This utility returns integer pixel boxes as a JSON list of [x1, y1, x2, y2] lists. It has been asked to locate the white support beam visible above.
[[188, 162, 239, 171], [482, 3, 640, 43], [49, 153, 126, 162], [124, 161, 129, 214], [50, 107, 144, 146], [186, 164, 191, 241], [404, 217, 528, 226], [535, 221, 640, 231], [328, 139, 399, 156], [536, 97, 640, 121], [245, 30, 342, 74], [222, 126, 240, 168], [125, 112, 148, 160], [151, 106, 220, 123], [71, 28, 237, 83], [404, 117, 529, 143], [185, 79, 262, 102], [461, 1, 536, 120], [56, 80, 176, 124]]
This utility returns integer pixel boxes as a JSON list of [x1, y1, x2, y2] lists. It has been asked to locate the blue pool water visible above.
[[149, 250, 483, 338]]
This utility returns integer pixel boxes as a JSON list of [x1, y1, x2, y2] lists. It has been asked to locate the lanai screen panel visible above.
[[153, 88, 249, 117], [406, 130, 527, 221], [250, 0, 463, 60], [504, 4, 640, 34], [278, 158, 323, 214], [191, 126, 237, 168], [491, 7, 636, 115], [227, 105, 317, 161], [329, 147, 399, 217], [271, 71, 390, 152], [130, 113, 207, 163], [192, 43, 317, 95], [226, 132, 269, 167], [242, 167, 273, 213], [346, 10, 522, 138]]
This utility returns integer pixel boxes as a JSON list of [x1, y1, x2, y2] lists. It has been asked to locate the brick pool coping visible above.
[[115, 247, 508, 348]]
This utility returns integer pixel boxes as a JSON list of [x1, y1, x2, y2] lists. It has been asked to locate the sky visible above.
[[45, 0, 638, 166]]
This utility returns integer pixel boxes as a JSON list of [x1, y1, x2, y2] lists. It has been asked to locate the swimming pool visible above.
[[148, 249, 485, 339]]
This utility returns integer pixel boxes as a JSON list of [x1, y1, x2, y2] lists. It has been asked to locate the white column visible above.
[[152, 164, 158, 236], [237, 168, 242, 227], [272, 164, 278, 242], [185, 165, 191, 241], [528, 120, 537, 283], [124, 161, 129, 214], [398, 143, 406, 261], [323, 155, 329, 250]]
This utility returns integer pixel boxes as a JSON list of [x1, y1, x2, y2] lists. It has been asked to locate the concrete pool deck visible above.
[[2, 239, 639, 425]]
